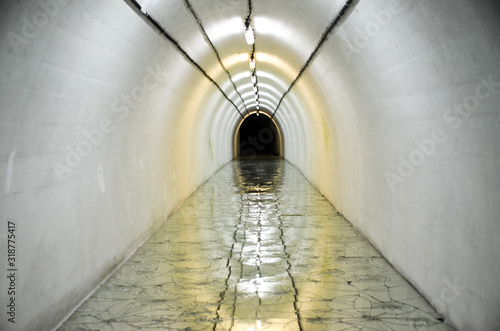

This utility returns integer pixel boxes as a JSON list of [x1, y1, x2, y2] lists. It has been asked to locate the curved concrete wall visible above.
[[0, 0, 498, 330], [305, 2, 500, 330]]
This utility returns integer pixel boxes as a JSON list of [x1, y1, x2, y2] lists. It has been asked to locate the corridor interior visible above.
[[0, 1, 499, 331], [60, 159, 452, 330]]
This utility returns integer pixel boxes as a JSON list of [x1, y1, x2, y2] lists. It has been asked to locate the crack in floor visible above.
[[59, 159, 454, 331]]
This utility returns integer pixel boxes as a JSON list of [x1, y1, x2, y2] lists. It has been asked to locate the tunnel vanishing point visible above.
[[1, 1, 499, 330]]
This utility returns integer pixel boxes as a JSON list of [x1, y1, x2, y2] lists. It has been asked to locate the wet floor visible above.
[[59, 159, 453, 331]]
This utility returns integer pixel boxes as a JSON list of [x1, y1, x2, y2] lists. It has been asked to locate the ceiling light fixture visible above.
[[251, 73, 257, 84], [244, 19, 255, 45], [249, 56, 256, 70]]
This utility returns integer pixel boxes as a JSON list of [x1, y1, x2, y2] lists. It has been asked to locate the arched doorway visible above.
[[235, 113, 282, 158]]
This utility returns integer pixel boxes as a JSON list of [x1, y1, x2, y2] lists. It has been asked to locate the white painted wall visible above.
[[289, 1, 500, 330], [0, 0, 499, 330], [0, 1, 234, 330]]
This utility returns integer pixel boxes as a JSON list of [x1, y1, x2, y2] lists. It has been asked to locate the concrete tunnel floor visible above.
[[59, 159, 454, 331]]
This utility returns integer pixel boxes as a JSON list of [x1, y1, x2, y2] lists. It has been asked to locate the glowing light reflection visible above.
[[205, 17, 245, 43]]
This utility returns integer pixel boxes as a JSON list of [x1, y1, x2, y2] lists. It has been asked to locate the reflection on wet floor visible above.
[[60, 159, 454, 330]]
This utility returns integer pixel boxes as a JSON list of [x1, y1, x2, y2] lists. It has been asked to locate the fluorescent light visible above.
[[244, 25, 255, 45], [244, 19, 255, 45], [249, 57, 256, 70], [251, 73, 257, 84]]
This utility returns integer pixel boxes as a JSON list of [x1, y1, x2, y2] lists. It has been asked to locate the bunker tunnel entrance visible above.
[[236, 113, 282, 158]]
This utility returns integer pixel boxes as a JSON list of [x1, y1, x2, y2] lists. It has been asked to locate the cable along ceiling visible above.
[[123, 0, 358, 120]]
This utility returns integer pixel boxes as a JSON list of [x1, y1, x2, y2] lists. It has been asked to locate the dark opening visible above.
[[237, 114, 281, 157]]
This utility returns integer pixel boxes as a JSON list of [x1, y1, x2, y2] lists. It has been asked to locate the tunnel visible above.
[[0, 0, 499, 330], [236, 112, 282, 157]]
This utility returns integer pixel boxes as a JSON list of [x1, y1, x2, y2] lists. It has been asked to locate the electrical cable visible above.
[[246, 0, 253, 24], [271, 0, 356, 119], [123, 0, 245, 118], [184, 0, 250, 115], [246, 0, 261, 117]]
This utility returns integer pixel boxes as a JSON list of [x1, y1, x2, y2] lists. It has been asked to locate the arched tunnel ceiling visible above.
[[132, 0, 355, 123]]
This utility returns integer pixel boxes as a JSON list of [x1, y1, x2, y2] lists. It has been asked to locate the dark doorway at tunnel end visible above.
[[236, 114, 282, 158]]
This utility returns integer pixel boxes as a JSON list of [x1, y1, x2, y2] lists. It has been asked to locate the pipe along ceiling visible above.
[[1, 1, 499, 330]]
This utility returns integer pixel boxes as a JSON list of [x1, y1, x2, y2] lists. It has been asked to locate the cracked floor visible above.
[[59, 159, 454, 331]]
